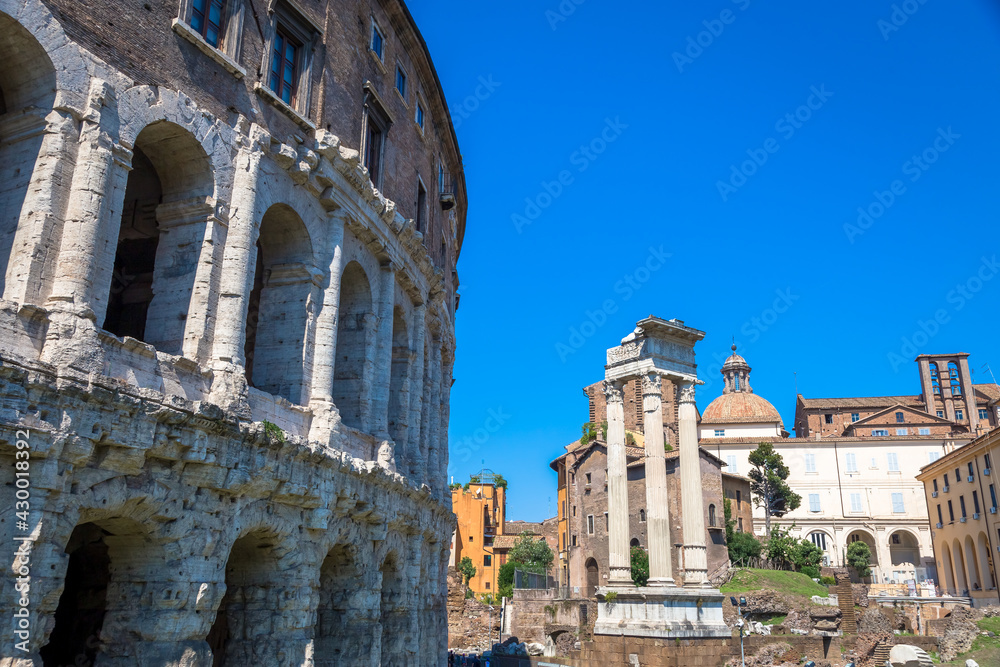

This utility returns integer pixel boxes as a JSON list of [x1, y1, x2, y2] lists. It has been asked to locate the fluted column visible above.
[[371, 260, 396, 438], [605, 379, 632, 586], [642, 372, 674, 586], [679, 380, 708, 586]]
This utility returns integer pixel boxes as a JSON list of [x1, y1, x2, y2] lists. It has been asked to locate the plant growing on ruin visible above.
[[625, 431, 636, 446], [497, 561, 515, 600], [458, 556, 477, 586], [723, 498, 735, 543], [603, 591, 617, 603], [748, 442, 801, 534], [600, 420, 608, 440], [630, 546, 648, 587], [262, 419, 284, 444], [846, 540, 872, 578], [580, 422, 597, 445]]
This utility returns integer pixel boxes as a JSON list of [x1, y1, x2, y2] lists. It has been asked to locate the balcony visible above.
[[438, 172, 457, 210]]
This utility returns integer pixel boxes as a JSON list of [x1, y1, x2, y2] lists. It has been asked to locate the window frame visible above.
[[361, 83, 393, 189], [805, 452, 816, 473], [256, 1, 320, 124], [887, 452, 900, 472], [851, 412, 860, 422], [956, 409, 964, 420], [587, 514, 594, 535], [845, 452, 858, 473], [395, 63, 408, 101], [174, 0, 246, 76], [370, 16, 386, 62], [269, 25, 301, 107], [808, 493, 821, 513], [849, 493, 863, 513], [415, 97, 426, 132], [714, 429, 725, 437], [891, 492, 905, 513]]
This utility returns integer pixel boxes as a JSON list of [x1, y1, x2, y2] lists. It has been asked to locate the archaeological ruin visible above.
[[0, 0, 465, 665]]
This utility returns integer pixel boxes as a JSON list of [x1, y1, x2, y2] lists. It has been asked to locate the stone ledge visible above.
[[254, 82, 316, 132], [171, 19, 246, 79]]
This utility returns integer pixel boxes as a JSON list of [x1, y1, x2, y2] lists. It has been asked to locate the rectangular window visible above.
[[896, 411, 905, 423], [364, 116, 384, 186], [714, 429, 725, 437], [572, 505, 576, 517], [736, 490, 742, 507], [846, 453, 858, 473], [269, 27, 300, 106], [572, 534, 577, 546], [969, 462, 976, 480], [415, 100, 425, 130], [587, 515, 594, 535], [933, 479, 938, 492], [851, 412, 860, 422], [191, 0, 228, 47], [415, 178, 427, 232], [586, 473, 592, 484], [370, 19, 384, 60], [937, 504, 943, 524], [809, 493, 821, 512], [974, 490, 981, 514], [896, 428, 908, 436], [737, 517, 743, 532], [484, 554, 492, 566], [604, 512, 608, 531], [980, 409, 989, 420], [992, 484, 997, 510], [948, 500, 955, 521], [850, 493, 863, 513], [956, 409, 965, 420], [805, 452, 816, 473], [887, 452, 900, 472], [956, 468, 962, 483], [937, 410, 944, 418], [726, 455, 738, 474], [824, 414, 833, 424], [987, 454, 993, 469], [871, 429, 889, 436], [920, 428, 932, 436], [945, 473, 950, 488], [891, 492, 905, 513], [960, 495, 967, 518], [395, 65, 407, 97]]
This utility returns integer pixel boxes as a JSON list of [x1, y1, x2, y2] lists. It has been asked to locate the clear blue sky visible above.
[[408, 0, 1000, 521]]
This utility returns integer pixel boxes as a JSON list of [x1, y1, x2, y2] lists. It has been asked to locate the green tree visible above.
[[468, 473, 507, 491], [580, 422, 597, 445], [846, 540, 872, 578], [748, 442, 802, 534], [497, 561, 516, 600], [723, 498, 735, 543], [458, 556, 477, 586], [763, 527, 797, 569], [791, 539, 823, 573], [508, 534, 554, 573], [728, 532, 762, 566], [630, 546, 649, 587]]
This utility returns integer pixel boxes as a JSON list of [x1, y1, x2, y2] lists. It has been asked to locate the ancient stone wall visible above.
[[0, 1, 464, 665]]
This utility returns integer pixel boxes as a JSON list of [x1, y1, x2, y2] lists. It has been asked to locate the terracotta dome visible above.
[[701, 390, 783, 425]]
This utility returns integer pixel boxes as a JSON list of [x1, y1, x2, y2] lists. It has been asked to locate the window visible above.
[[896, 411, 905, 423], [956, 468, 962, 483], [191, 0, 228, 47], [948, 500, 955, 521], [933, 479, 939, 493], [871, 429, 889, 437], [736, 490, 742, 508], [887, 452, 900, 472], [991, 484, 997, 510], [708, 504, 717, 527], [892, 533, 901, 545], [949, 362, 962, 396], [937, 410, 944, 418], [980, 409, 989, 420], [585, 473, 592, 484], [974, 490, 981, 514], [415, 100, 425, 131], [896, 428, 908, 436], [936, 504, 942, 524], [469, 535, 473, 542], [956, 409, 964, 420], [415, 178, 427, 232], [805, 452, 816, 473], [572, 505, 576, 517], [737, 517, 744, 532], [734, 375, 740, 390], [259, 3, 319, 120], [850, 493, 863, 513], [851, 412, 860, 422], [269, 27, 300, 105], [810, 532, 827, 550], [484, 554, 492, 566], [846, 453, 858, 473], [571, 534, 577, 546], [891, 492, 905, 513], [604, 512, 608, 530], [395, 65, 407, 98], [987, 454, 993, 469], [362, 88, 392, 188], [587, 515, 594, 535], [920, 428, 932, 436], [969, 462, 976, 480], [485, 581, 490, 589], [960, 495, 967, 518], [639, 509, 646, 522], [370, 18, 385, 60], [824, 413, 833, 424], [809, 493, 821, 512], [726, 455, 738, 474], [930, 363, 940, 394], [714, 429, 725, 437]]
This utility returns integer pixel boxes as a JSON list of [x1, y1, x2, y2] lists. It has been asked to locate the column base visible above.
[[594, 585, 731, 638], [646, 577, 677, 587], [608, 566, 633, 587]]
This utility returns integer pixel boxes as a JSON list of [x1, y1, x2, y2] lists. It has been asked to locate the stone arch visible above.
[[952, 537, 969, 594], [630, 537, 640, 548], [0, 9, 56, 296], [244, 202, 317, 404], [585, 558, 599, 598], [847, 528, 879, 567], [940, 541, 956, 594], [978, 532, 995, 589], [964, 534, 982, 591], [40, 516, 165, 667], [388, 304, 412, 447], [333, 260, 374, 430], [102, 120, 215, 355], [379, 551, 408, 665], [888, 529, 921, 567], [315, 543, 377, 665], [806, 529, 834, 559]]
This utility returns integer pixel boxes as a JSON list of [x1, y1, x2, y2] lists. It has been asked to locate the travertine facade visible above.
[[0, 0, 465, 665]]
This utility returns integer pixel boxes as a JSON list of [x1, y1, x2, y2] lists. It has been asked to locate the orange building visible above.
[[450, 475, 506, 594]]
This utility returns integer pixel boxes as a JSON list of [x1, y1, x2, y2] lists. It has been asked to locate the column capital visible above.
[[678, 381, 699, 404], [641, 372, 662, 396], [603, 379, 625, 405]]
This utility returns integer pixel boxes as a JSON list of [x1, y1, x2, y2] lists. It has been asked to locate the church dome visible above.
[[701, 391, 783, 425]]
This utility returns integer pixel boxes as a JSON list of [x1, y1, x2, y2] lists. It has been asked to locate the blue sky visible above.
[[409, 0, 1000, 521]]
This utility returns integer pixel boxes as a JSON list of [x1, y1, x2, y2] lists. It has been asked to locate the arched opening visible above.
[[585, 558, 599, 598], [948, 362, 962, 397], [243, 204, 315, 403], [41, 518, 159, 666], [952, 538, 969, 595], [708, 504, 717, 528], [930, 363, 940, 394], [639, 509, 646, 522], [630, 537, 640, 548], [978, 532, 995, 590], [207, 529, 283, 667], [888, 530, 920, 567], [940, 542, 956, 595], [0, 11, 56, 296], [379, 553, 408, 665], [847, 530, 878, 566], [316, 544, 375, 664], [965, 535, 982, 591], [332, 261, 374, 429], [388, 305, 411, 445], [103, 121, 213, 353]]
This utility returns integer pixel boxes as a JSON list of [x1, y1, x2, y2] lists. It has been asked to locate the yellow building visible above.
[[450, 475, 506, 595], [917, 426, 1000, 607]]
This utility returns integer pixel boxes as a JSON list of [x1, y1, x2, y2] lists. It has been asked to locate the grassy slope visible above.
[[940, 617, 1000, 666], [720, 568, 830, 599]]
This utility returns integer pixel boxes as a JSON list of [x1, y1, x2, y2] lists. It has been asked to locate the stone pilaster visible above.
[[679, 381, 709, 586], [604, 379, 632, 586], [371, 260, 396, 439], [308, 212, 347, 436], [425, 338, 443, 494], [405, 305, 427, 484], [642, 372, 674, 586]]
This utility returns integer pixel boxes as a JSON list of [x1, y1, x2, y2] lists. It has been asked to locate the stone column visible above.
[[678, 380, 709, 586], [308, 213, 347, 406], [371, 260, 396, 438], [425, 338, 443, 494], [642, 372, 674, 586], [405, 304, 427, 483], [605, 379, 632, 586]]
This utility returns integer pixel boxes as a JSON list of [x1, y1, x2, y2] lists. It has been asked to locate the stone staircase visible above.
[[836, 576, 857, 634], [872, 642, 892, 665]]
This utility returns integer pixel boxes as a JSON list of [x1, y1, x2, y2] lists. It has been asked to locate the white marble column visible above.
[[605, 379, 632, 586], [371, 260, 396, 438], [642, 372, 674, 586], [679, 380, 709, 586]]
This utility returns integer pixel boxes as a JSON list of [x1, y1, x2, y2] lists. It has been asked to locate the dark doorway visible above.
[[585, 558, 599, 598]]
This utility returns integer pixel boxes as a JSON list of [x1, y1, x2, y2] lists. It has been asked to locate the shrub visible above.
[[820, 576, 836, 586], [458, 556, 477, 585], [801, 565, 820, 579], [630, 546, 649, 587], [846, 541, 872, 578], [728, 532, 762, 566]]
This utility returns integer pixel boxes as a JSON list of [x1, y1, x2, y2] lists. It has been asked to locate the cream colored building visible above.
[[917, 427, 1000, 607], [699, 348, 984, 585]]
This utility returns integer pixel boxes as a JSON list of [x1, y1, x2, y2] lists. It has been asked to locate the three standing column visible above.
[[604, 379, 632, 586], [641, 373, 675, 586], [678, 380, 709, 586]]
